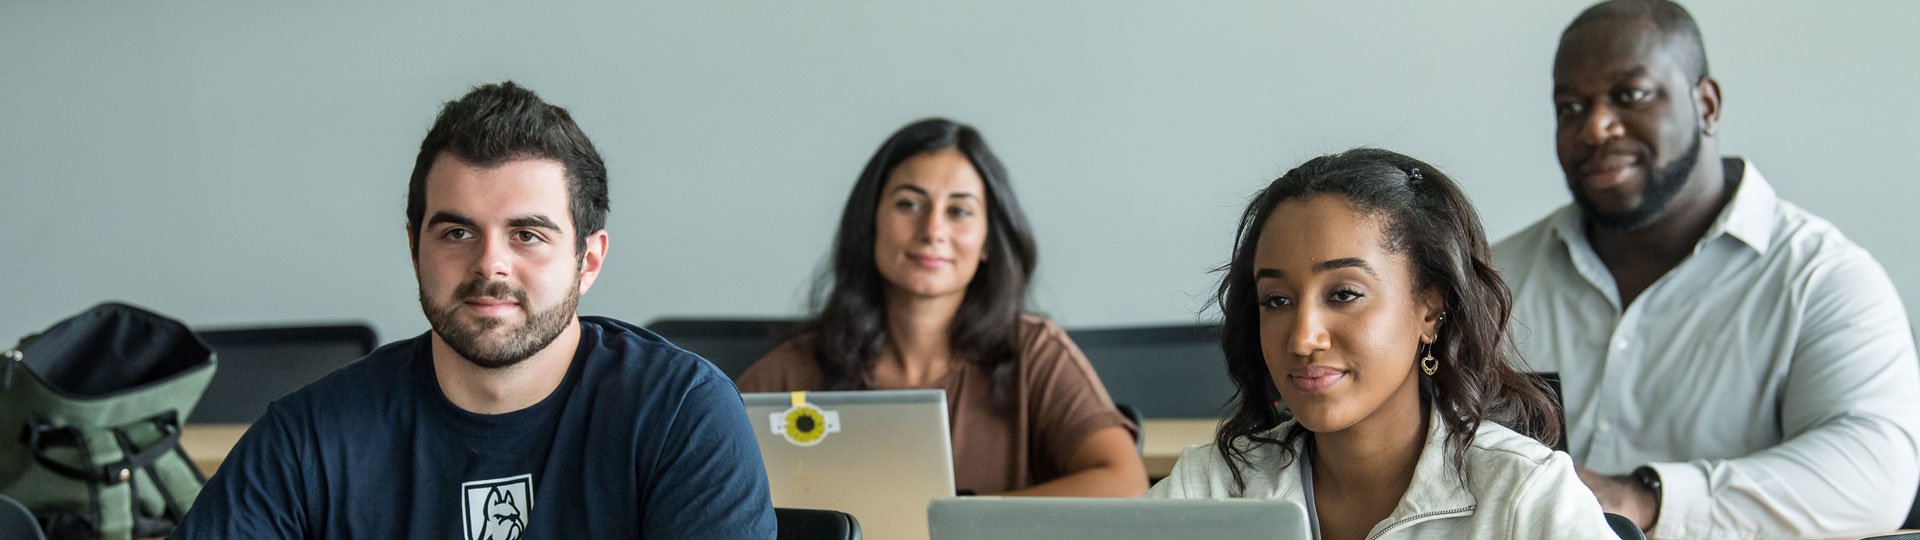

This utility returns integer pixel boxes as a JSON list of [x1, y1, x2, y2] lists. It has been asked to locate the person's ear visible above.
[[1696, 75, 1723, 137], [405, 222, 418, 263], [576, 230, 610, 295], [1419, 288, 1446, 342]]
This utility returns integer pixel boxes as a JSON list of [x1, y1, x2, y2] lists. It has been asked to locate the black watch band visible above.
[[1631, 466, 1663, 523]]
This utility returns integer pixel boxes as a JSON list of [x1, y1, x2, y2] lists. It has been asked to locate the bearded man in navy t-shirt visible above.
[[171, 81, 776, 540]]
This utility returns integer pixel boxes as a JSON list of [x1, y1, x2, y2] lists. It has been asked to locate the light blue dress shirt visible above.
[[1495, 158, 1920, 539]]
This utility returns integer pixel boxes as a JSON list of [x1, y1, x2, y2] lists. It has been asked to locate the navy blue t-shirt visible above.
[[171, 317, 775, 540]]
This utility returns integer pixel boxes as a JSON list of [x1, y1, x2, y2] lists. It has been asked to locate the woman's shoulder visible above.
[[1455, 421, 1617, 538], [1462, 420, 1559, 471], [736, 334, 827, 392], [1457, 420, 1585, 500], [1014, 313, 1070, 348], [1008, 313, 1113, 384], [1013, 313, 1093, 361], [1004, 314, 1074, 367]]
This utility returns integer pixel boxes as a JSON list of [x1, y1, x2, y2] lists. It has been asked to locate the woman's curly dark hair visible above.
[[1211, 148, 1560, 492]]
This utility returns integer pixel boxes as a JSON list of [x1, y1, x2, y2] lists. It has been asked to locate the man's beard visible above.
[[1577, 131, 1702, 232], [420, 275, 579, 370]]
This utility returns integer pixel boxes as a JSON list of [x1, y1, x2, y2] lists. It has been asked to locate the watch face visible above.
[[1633, 467, 1662, 496]]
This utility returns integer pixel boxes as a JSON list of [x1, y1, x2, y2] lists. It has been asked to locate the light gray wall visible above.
[[3, 1, 1915, 344]]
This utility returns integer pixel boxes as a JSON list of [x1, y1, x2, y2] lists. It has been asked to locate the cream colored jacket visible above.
[[1146, 409, 1619, 540]]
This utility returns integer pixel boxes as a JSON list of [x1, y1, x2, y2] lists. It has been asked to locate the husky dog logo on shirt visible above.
[[463, 474, 533, 540], [478, 487, 524, 540]]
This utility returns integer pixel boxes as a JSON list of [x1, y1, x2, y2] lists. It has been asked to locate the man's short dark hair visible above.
[[407, 81, 609, 256], [1564, 0, 1710, 82]]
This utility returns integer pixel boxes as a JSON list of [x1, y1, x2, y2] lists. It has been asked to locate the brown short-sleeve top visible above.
[[735, 314, 1136, 495]]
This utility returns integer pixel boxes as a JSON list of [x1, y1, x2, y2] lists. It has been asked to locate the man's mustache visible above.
[[454, 280, 528, 305]]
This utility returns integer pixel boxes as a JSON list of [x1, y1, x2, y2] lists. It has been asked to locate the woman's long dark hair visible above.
[[802, 118, 1038, 389], [1211, 148, 1560, 492]]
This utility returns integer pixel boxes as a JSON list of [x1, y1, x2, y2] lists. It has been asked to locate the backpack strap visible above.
[[23, 414, 178, 486]]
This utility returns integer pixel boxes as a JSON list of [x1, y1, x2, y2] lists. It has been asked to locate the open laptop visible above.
[[929, 497, 1311, 540], [742, 389, 954, 540]]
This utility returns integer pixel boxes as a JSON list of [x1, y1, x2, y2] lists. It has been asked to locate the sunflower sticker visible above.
[[769, 391, 841, 447]]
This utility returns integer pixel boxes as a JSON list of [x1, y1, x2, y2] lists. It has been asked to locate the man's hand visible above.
[[1576, 466, 1659, 531]]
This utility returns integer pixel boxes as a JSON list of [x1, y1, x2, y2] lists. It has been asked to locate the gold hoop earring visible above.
[[1421, 341, 1439, 376]]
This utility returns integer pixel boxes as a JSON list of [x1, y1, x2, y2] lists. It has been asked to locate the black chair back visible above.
[[1068, 325, 1235, 419], [775, 507, 861, 540], [1909, 480, 1920, 530], [1115, 403, 1144, 453], [192, 324, 376, 424], [646, 318, 796, 382]]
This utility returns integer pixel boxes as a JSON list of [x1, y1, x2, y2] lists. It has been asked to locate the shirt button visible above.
[[1613, 339, 1629, 351], [1597, 421, 1613, 433]]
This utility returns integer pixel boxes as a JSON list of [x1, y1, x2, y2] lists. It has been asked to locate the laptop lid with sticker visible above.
[[742, 389, 954, 540]]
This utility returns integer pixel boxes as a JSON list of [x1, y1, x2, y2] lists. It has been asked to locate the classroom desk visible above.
[[171, 422, 1917, 539], [1140, 418, 1217, 478], [181, 419, 1222, 479], [181, 423, 250, 475]]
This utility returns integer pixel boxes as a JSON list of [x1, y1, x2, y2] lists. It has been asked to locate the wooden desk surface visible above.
[[181, 423, 250, 476], [1140, 418, 1216, 478], [174, 422, 1918, 539], [183, 419, 1221, 479]]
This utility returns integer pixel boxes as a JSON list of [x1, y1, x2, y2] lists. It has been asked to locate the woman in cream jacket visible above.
[[1146, 149, 1617, 540]]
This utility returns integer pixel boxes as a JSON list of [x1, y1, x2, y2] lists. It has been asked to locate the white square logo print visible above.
[[463, 474, 533, 540]]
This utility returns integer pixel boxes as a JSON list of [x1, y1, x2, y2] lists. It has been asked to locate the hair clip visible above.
[[1406, 167, 1424, 182]]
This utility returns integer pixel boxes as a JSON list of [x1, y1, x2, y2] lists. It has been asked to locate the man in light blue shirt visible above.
[[1494, 1, 1920, 538]]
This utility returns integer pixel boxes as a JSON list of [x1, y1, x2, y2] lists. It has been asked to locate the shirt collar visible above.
[[1389, 406, 1478, 517], [1549, 156, 1776, 256], [1282, 406, 1477, 516], [1711, 157, 1776, 254]]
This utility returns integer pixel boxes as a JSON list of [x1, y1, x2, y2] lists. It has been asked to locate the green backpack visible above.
[[0, 303, 217, 540]]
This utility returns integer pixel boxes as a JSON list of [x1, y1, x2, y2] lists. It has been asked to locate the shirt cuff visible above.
[[1644, 461, 1708, 540]]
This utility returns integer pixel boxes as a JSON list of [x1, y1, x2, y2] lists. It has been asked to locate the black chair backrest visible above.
[[192, 324, 377, 424], [775, 507, 861, 540], [1862, 534, 1920, 540], [1115, 403, 1144, 453], [1602, 513, 1644, 540], [1908, 484, 1920, 530], [646, 318, 797, 382], [1528, 372, 1569, 453], [1068, 325, 1236, 419]]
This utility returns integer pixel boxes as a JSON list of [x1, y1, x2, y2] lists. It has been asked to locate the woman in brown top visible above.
[[737, 118, 1146, 497]]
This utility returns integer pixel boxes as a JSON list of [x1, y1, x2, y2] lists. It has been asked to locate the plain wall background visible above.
[[3, 1, 1915, 344]]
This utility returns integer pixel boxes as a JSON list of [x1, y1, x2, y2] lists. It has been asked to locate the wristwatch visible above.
[[1630, 465, 1663, 524]]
